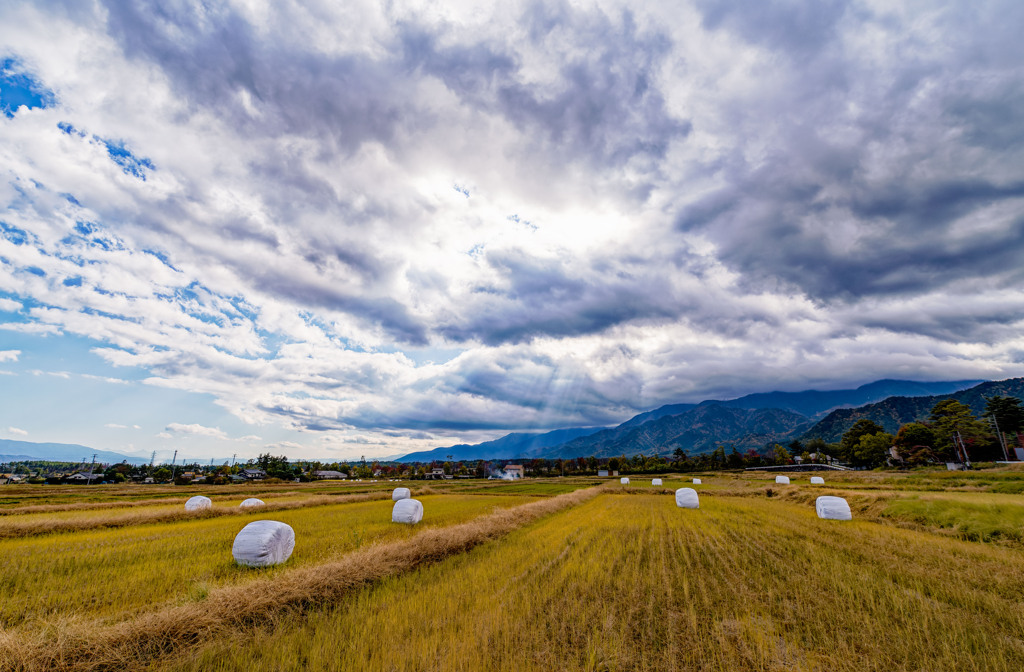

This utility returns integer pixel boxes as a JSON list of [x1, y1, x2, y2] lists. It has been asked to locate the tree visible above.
[[772, 444, 791, 465], [983, 396, 1024, 435], [928, 400, 995, 461], [727, 446, 743, 469], [839, 419, 885, 462], [893, 422, 937, 463], [851, 431, 894, 468]]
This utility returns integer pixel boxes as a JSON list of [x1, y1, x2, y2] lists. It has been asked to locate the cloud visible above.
[[0, 0, 1022, 458], [8, 427, 28, 436], [164, 423, 228, 440], [0, 350, 20, 362], [104, 423, 128, 429]]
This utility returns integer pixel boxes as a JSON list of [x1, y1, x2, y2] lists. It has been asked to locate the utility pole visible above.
[[170, 449, 178, 481], [990, 415, 1010, 462], [231, 453, 236, 467], [87, 454, 97, 485]]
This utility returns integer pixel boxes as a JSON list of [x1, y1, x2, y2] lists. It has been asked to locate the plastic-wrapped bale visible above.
[[232, 520, 295, 567], [692, 478, 702, 485], [775, 475, 790, 484], [816, 496, 852, 520], [810, 476, 825, 485], [675, 488, 699, 509], [239, 498, 265, 508], [185, 495, 212, 512], [620, 477, 630, 485], [651, 478, 663, 486], [392, 487, 411, 501], [392, 498, 423, 524]]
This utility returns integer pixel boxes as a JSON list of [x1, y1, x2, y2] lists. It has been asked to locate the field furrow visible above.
[[0, 485, 601, 672], [135, 492, 1024, 672]]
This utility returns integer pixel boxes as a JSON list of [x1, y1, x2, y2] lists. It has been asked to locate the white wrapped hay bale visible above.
[[651, 478, 663, 486], [675, 488, 699, 509], [816, 496, 852, 521], [232, 520, 295, 567], [240, 498, 265, 508], [620, 477, 630, 485], [810, 476, 825, 485], [775, 475, 790, 485], [185, 495, 212, 512], [392, 498, 423, 524], [692, 478, 702, 485], [392, 487, 411, 501]]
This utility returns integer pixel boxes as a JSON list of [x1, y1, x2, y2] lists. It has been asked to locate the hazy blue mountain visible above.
[[617, 403, 697, 429], [0, 454, 40, 463], [803, 377, 1024, 442], [395, 426, 605, 463], [545, 404, 812, 459], [400, 378, 984, 461], [0, 440, 151, 465], [609, 379, 980, 433], [715, 379, 983, 418]]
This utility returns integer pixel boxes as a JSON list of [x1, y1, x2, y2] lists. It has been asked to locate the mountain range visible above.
[[399, 378, 997, 462], [7, 378, 1020, 465], [0, 440, 152, 466]]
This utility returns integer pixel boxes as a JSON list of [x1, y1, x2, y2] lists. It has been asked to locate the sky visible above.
[[1, 0, 1022, 463]]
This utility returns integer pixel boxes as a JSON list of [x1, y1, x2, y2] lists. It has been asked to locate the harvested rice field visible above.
[[1, 469, 1022, 672]]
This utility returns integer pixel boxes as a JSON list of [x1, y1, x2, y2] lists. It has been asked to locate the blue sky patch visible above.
[[0, 58, 55, 118], [101, 138, 155, 180], [0, 221, 30, 245]]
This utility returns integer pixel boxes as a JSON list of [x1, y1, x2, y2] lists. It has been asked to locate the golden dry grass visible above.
[[0, 486, 601, 672], [0, 492, 391, 539], [151, 493, 1024, 672], [0, 494, 541, 629]]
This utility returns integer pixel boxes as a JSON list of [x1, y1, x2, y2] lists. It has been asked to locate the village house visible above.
[[65, 472, 102, 483], [241, 468, 266, 480], [312, 470, 348, 480], [504, 464, 525, 479]]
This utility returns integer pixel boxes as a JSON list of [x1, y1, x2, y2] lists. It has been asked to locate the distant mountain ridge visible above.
[[0, 439, 150, 465], [802, 378, 1024, 442], [400, 378, 986, 461], [395, 426, 605, 463]]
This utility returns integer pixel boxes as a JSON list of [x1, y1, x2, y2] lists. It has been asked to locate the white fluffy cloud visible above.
[[164, 423, 229, 440], [1, 0, 1022, 457], [0, 350, 20, 362]]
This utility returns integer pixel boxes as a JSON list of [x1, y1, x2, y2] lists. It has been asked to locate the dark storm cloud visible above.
[[697, 0, 850, 57], [677, 0, 1024, 304], [100, 0, 687, 168], [437, 248, 688, 345], [90, 0, 690, 348]]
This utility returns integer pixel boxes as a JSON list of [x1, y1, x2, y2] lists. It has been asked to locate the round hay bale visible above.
[[775, 475, 790, 485], [620, 477, 630, 485], [816, 496, 852, 520], [239, 498, 265, 508], [675, 488, 699, 509], [232, 520, 295, 567], [392, 498, 423, 524], [810, 476, 825, 485], [651, 478, 663, 486], [184, 495, 212, 512], [392, 487, 411, 501], [692, 478, 702, 485]]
